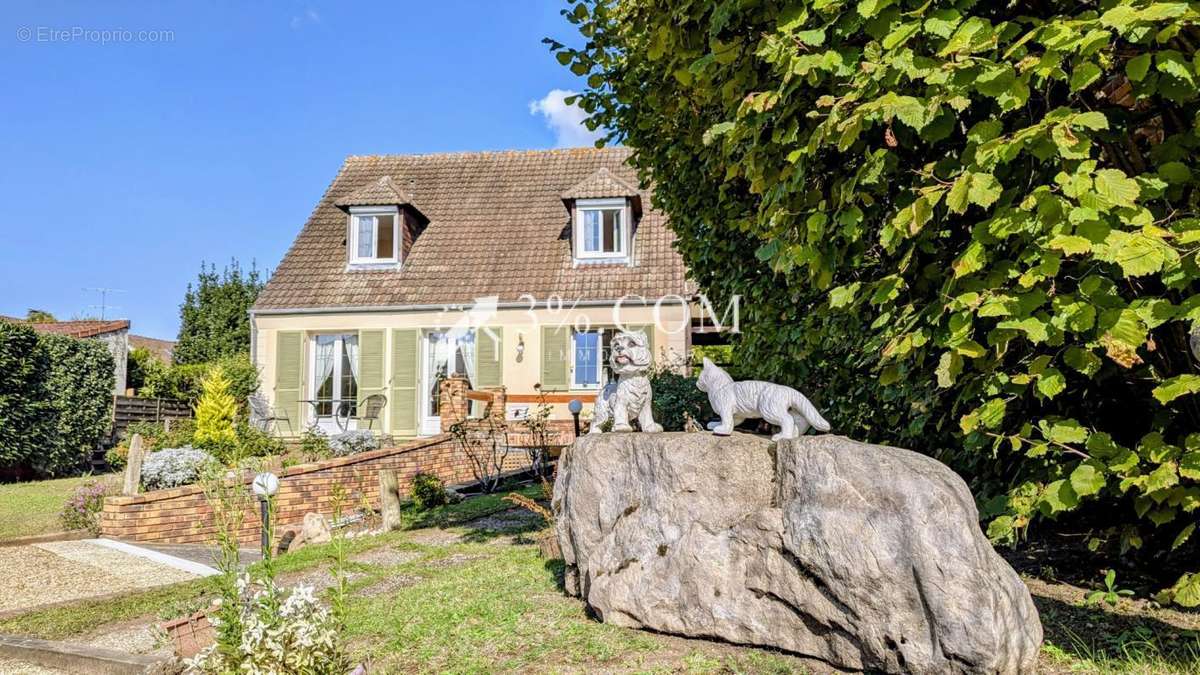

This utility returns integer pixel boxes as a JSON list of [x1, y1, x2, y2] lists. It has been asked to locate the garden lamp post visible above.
[[568, 398, 582, 437], [251, 472, 280, 558]]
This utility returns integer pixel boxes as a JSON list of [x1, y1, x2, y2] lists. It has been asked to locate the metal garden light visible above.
[[251, 472, 280, 558], [568, 398, 583, 437]]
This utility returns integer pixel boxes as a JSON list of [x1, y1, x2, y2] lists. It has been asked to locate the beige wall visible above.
[[252, 302, 691, 434]]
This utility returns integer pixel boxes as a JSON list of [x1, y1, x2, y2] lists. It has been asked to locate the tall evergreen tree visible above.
[[175, 261, 265, 365]]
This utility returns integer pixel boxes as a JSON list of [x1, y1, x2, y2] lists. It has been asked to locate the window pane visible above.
[[356, 216, 375, 259], [574, 331, 599, 386], [583, 210, 601, 252], [376, 214, 395, 260], [601, 209, 618, 252], [341, 336, 358, 417]]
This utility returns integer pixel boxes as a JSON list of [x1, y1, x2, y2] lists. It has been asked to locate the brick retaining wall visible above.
[[100, 434, 532, 545]]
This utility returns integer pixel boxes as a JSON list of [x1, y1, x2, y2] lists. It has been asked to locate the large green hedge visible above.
[[555, 0, 1200, 603], [0, 322, 114, 477]]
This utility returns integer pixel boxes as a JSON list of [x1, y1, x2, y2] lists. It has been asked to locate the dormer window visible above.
[[349, 206, 399, 265], [575, 198, 628, 261], [561, 166, 642, 266]]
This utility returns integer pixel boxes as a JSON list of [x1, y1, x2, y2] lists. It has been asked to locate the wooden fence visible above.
[[111, 395, 192, 440]]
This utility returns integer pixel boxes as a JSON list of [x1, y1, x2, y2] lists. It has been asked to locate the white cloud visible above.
[[290, 8, 320, 29], [529, 89, 605, 148]]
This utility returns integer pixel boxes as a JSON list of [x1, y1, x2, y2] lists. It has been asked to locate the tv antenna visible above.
[[82, 287, 126, 320]]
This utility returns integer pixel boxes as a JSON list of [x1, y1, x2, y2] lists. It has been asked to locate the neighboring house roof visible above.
[[25, 319, 130, 338], [254, 147, 692, 311], [129, 334, 175, 362]]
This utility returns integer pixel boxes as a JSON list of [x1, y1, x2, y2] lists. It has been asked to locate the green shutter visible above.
[[390, 329, 419, 436], [475, 327, 503, 388], [629, 325, 655, 365], [541, 326, 569, 391], [358, 330, 385, 405], [274, 331, 303, 434]]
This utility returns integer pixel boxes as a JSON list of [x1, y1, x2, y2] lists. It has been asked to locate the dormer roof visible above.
[[560, 167, 638, 200], [335, 175, 417, 209]]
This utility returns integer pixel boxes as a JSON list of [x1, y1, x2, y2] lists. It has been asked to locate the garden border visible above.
[[101, 434, 530, 545]]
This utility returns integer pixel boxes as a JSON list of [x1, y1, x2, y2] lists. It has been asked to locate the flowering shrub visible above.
[[59, 480, 109, 535], [141, 447, 213, 491], [328, 430, 379, 457], [185, 574, 349, 674]]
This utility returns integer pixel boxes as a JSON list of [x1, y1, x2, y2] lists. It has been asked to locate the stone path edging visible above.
[[91, 539, 219, 577], [0, 633, 166, 674]]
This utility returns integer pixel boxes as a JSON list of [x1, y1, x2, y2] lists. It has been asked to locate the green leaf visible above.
[[856, 0, 895, 18], [1153, 375, 1200, 405], [997, 316, 1049, 343], [1041, 479, 1080, 514], [1158, 161, 1192, 184], [1073, 111, 1108, 130], [1037, 368, 1066, 399], [1172, 523, 1195, 550], [1157, 50, 1196, 86], [702, 121, 736, 145], [828, 282, 860, 309], [1093, 169, 1141, 208], [948, 172, 1002, 213], [1047, 419, 1089, 445], [1164, 573, 1200, 608], [1070, 461, 1107, 498], [1064, 347, 1102, 376], [1182, 452, 1200, 480], [1127, 53, 1152, 81], [936, 351, 962, 388], [1070, 62, 1102, 91]]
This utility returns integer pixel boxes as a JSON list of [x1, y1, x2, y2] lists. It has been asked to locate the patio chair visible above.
[[249, 392, 293, 437], [335, 394, 387, 433]]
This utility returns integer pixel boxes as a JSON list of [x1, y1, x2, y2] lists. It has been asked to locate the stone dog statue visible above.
[[697, 358, 830, 440], [589, 330, 663, 434]]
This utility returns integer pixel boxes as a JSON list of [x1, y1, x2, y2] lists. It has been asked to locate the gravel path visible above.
[[0, 541, 200, 615]]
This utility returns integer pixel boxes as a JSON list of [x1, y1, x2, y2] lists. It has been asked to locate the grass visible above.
[[0, 474, 117, 541], [3, 484, 1198, 673]]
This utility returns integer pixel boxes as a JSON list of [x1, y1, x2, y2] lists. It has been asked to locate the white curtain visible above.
[[434, 333, 452, 379], [343, 335, 359, 383], [314, 337, 336, 404], [458, 331, 477, 388]]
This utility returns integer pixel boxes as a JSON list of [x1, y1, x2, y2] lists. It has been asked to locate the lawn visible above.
[[2, 485, 1198, 673], [0, 474, 118, 541]]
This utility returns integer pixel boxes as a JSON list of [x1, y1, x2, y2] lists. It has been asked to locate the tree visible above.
[[553, 0, 1200, 603], [175, 261, 265, 365], [25, 309, 55, 323]]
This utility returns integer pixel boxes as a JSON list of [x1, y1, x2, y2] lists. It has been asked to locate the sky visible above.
[[0, 1, 601, 339]]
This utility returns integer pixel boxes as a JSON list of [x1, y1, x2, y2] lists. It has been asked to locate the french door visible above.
[[309, 334, 359, 434]]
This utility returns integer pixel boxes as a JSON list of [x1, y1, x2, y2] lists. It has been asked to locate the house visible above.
[[129, 334, 176, 363], [23, 319, 131, 395], [250, 147, 698, 437]]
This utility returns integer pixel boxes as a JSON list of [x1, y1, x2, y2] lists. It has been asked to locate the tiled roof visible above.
[[26, 320, 130, 338], [130, 334, 175, 362], [254, 147, 693, 311], [561, 166, 640, 200], [333, 175, 417, 208]]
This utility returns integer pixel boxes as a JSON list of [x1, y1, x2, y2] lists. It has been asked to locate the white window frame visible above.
[[571, 328, 603, 390], [347, 206, 401, 267], [573, 198, 631, 263]]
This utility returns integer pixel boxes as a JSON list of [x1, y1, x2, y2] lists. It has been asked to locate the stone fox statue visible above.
[[696, 358, 830, 440], [589, 330, 663, 434]]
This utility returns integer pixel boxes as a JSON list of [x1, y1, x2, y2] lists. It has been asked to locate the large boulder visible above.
[[553, 432, 1042, 674]]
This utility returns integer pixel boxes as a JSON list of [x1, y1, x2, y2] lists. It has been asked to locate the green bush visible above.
[[649, 365, 713, 431], [297, 429, 331, 462], [0, 322, 113, 477], [235, 421, 285, 461], [558, 0, 1200, 602], [410, 472, 448, 510], [0, 322, 51, 478], [141, 353, 259, 406], [124, 419, 197, 453]]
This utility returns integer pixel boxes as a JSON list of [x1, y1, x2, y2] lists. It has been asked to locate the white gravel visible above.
[[0, 541, 200, 615]]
